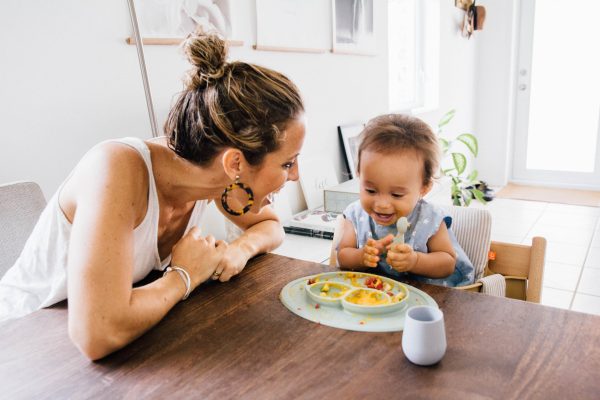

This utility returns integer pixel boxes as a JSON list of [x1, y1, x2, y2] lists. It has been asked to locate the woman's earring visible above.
[[221, 176, 254, 216]]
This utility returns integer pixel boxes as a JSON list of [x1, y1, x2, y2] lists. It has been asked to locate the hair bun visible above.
[[183, 30, 228, 90]]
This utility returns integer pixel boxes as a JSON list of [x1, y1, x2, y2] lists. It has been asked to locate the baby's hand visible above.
[[362, 234, 394, 268], [386, 243, 418, 273]]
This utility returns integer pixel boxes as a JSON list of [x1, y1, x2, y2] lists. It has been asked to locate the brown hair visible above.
[[357, 114, 440, 186], [164, 31, 304, 167]]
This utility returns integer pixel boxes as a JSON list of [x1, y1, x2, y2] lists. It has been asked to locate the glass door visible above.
[[512, 0, 600, 189]]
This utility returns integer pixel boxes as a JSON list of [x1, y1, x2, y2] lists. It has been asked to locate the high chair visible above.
[[329, 205, 546, 303], [441, 205, 546, 303]]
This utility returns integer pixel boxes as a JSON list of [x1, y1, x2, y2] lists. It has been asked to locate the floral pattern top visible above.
[[343, 199, 474, 287]]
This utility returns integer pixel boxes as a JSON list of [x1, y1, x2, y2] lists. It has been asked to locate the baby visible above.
[[337, 114, 474, 287]]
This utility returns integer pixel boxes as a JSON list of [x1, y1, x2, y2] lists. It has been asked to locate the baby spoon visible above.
[[393, 217, 410, 245]]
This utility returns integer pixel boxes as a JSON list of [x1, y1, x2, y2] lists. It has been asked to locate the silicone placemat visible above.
[[280, 272, 438, 332]]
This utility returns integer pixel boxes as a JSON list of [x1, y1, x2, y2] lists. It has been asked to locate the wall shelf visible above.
[[252, 44, 327, 54], [126, 37, 244, 46]]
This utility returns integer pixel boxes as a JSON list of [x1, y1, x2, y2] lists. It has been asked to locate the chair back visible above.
[[439, 205, 492, 280], [0, 182, 46, 276], [328, 214, 346, 266], [487, 237, 546, 302]]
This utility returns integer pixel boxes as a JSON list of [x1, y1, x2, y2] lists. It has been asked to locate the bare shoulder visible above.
[[60, 141, 150, 225]]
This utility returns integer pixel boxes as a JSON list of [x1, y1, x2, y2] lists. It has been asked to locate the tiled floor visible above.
[[427, 190, 600, 316]]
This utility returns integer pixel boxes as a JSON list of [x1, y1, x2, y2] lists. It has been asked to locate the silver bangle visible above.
[[163, 265, 192, 300]]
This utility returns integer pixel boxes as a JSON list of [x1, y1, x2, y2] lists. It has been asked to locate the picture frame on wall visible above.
[[255, 0, 330, 53], [134, 0, 234, 39], [338, 123, 365, 179], [332, 0, 375, 55]]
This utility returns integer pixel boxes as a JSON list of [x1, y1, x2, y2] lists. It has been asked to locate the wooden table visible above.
[[1, 254, 599, 399]]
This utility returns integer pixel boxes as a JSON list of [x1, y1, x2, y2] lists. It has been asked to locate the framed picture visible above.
[[134, 0, 234, 39], [332, 0, 375, 55], [255, 0, 330, 53], [338, 123, 365, 179], [298, 156, 339, 210]]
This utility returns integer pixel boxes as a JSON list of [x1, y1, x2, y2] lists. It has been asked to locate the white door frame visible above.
[[511, 0, 600, 190]]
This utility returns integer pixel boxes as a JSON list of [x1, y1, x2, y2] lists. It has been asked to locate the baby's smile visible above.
[[372, 212, 396, 225]]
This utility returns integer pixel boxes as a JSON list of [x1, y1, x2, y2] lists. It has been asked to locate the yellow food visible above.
[[346, 290, 390, 305], [316, 283, 349, 299], [392, 291, 406, 303]]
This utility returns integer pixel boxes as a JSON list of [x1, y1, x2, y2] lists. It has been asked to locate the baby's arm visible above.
[[337, 220, 392, 270], [387, 222, 456, 278]]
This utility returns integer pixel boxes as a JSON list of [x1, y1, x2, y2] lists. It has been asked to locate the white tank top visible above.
[[0, 137, 207, 321]]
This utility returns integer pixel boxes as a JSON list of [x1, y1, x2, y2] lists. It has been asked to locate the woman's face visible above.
[[246, 116, 306, 213]]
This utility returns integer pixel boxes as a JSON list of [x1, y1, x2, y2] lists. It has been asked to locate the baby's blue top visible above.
[[343, 199, 474, 287]]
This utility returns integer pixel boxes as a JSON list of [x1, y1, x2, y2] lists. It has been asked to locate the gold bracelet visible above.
[[163, 265, 192, 300]]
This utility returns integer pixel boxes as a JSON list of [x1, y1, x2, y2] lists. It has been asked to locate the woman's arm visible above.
[[64, 144, 222, 360], [212, 202, 284, 281], [222, 203, 285, 257]]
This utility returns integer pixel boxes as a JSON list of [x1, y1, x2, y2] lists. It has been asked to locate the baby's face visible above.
[[358, 149, 430, 226]]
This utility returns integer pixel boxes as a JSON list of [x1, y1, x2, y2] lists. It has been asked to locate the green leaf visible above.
[[457, 134, 478, 157], [438, 109, 456, 129], [467, 169, 478, 182], [442, 168, 454, 175], [472, 188, 487, 204], [451, 153, 467, 175], [438, 138, 449, 154]]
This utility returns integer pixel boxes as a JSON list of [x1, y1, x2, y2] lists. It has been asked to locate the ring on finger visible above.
[[212, 271, 222, 279]]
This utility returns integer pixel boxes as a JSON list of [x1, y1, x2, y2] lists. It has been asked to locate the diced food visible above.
[[364, 277, 384, 290], [345, 289, 390, 305]]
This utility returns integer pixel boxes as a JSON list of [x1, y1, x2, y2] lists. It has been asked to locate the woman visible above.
[[0, 32, 305, 360]]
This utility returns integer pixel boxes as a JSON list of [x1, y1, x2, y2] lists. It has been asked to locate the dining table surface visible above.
[[1, 253, 600, 399]]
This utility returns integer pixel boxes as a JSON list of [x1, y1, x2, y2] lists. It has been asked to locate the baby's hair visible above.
[[357, 114, 440, 186], [164, 30, 304, 167]]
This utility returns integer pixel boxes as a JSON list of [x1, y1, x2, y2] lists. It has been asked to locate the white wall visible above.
[[473, 0, 518, 186], [416, 3, 478, 154], [0, 0, 151, 197], [1, 0, 486, 213]]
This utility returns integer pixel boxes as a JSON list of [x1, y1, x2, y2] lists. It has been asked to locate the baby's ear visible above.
[[420, 180, 434, 197]]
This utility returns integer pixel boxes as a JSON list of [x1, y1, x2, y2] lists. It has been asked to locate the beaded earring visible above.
[[220, 176, 254, 216]]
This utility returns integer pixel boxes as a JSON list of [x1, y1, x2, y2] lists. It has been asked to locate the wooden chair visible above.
[[440, 205, 546, 303], [328, 214, 346, 267], [459, 237, 547, 303], [0, 181, 46, 277]]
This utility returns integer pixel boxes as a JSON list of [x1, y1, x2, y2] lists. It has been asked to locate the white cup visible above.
[[402, 305, 447, 366]]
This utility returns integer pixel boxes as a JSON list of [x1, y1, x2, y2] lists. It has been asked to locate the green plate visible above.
[[280, 272, 438, 332]]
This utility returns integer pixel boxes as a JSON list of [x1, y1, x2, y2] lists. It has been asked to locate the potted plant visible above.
[[436, 109, 490, 206]]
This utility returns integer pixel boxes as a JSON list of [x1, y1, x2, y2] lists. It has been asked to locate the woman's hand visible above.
[[171, 227, 227, 288], [386, 243, 418, 273], [212, 244, 251, 282], [361, 234, 394, 268]]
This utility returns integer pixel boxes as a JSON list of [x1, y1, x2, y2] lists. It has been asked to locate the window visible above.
[[388, 0, 439, 113]]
